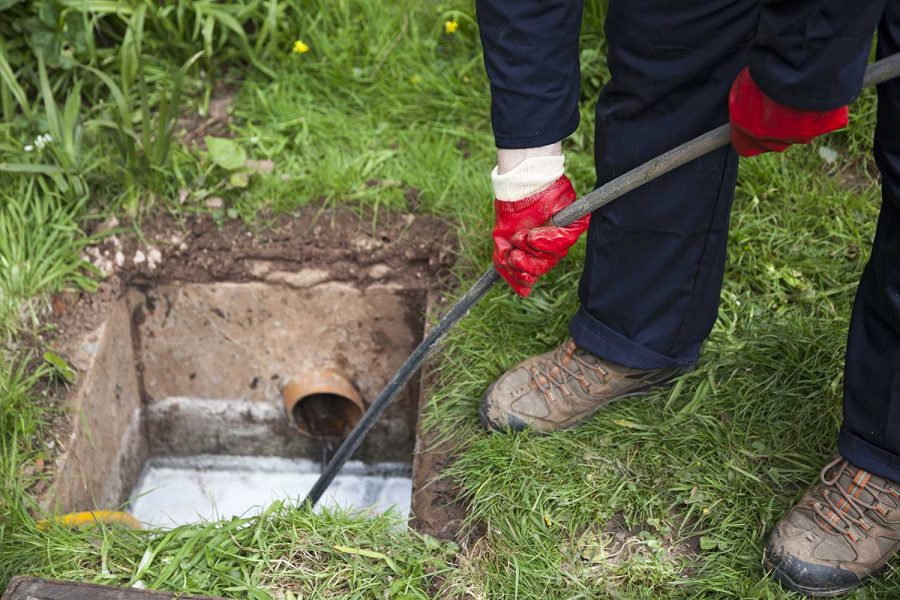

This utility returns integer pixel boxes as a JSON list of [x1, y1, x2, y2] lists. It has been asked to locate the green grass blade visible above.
[[0, 43, 30, 120], [61, 81, 83, 165], [0, 163, 65, 175], [36, 54, 60, 154]]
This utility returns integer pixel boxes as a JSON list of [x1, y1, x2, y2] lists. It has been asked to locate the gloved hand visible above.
[[493, 175, 590, 297], [729, 67, 848, 157]]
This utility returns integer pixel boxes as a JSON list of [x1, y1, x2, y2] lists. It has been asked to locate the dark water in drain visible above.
[[318, 437, 339, 471], [294, 393, 361, 439], [291, 393, 357, 471]]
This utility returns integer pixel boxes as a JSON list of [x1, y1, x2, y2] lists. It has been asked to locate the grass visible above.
[[0, 0, 896, 597]]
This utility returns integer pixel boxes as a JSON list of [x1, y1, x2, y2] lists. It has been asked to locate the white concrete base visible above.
[[129, 455, 412, 528]]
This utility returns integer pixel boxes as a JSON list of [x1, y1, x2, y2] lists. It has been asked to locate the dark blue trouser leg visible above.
[[569, 0, 757, 369], [839, 4, 900, 482]]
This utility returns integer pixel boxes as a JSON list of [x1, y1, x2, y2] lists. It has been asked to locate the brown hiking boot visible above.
[[479, 338, 689, 432], [766, 456, 900, 597]]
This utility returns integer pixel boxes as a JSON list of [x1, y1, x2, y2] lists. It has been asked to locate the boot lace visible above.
[[529, 343, 606, 404], [812, 457, 900, 543]]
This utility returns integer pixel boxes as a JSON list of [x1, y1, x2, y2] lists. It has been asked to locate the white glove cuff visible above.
[[491, 155, 566, 202]]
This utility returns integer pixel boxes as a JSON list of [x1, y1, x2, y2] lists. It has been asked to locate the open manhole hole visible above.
[[130, 281, 424, 526], [38, 210, 464, 535]]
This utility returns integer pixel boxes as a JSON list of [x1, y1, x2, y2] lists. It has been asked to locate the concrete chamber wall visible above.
[[43, 280, 427, 515], [42, 300, 146, 513]]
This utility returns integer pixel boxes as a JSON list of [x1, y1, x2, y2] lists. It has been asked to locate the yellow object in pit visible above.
[[38, 510, 142, 530]]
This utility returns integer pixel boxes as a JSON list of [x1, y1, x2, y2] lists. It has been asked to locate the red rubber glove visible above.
[[729, 67, 848, 157], [492, 175, 590, 297]]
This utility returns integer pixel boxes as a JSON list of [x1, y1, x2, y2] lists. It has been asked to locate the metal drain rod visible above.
[[304, 52, 900, 508]]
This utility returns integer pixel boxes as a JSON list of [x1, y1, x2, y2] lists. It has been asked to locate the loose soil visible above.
[[50, 204, 456, 344]]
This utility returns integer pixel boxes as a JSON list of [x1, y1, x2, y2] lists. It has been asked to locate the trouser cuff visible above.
[[569, 306, 696, 370], [839, 429, 900, 483]]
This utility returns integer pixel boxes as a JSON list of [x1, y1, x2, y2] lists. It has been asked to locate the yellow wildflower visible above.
[[410, 74, 422, 85], [444, 19, 458, 34], [292, 40, 310, 54]]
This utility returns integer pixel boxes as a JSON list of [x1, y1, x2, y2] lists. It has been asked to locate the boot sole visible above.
[[479, 366, 692, 433]]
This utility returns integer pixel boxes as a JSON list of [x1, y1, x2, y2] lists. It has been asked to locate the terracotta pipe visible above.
[[282, 370, 364, 439]]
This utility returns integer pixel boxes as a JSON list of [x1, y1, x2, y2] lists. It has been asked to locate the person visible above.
[[475, 0, 900, 596]]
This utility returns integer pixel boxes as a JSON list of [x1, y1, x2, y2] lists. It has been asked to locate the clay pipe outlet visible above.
[[283, 370, 365, 440]]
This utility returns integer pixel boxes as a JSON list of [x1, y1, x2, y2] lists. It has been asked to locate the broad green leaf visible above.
[[699, 536, 717, 550], [206, 137, 246, 171], [43, 351, 75, 383], [228, 171, 249, 188], [699, 535, 729, 551]]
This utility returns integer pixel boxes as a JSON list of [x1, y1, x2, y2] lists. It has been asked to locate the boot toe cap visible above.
[[479, 363, 544, 432], [479, 380, 531, 432], [765, 542, 861, 596]]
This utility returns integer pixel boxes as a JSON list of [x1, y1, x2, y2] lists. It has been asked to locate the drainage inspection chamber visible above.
[[40, 211, 453, 530]]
